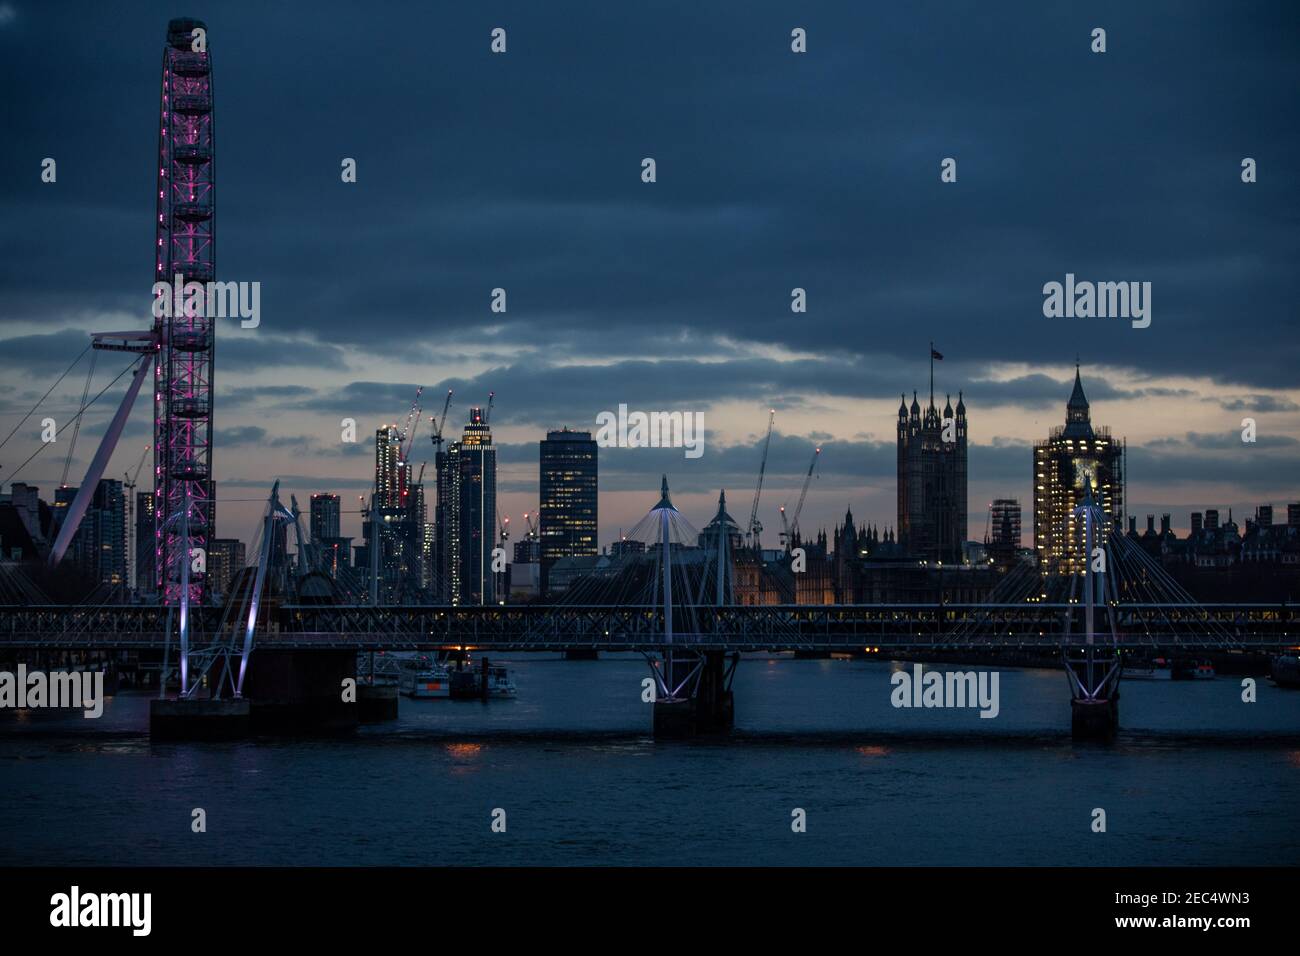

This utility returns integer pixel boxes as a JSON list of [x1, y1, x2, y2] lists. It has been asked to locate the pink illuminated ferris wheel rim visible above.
[[153, 18, 215, 607]]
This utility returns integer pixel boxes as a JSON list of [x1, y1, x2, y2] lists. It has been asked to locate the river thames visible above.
[[2, 656, 1298, 866]]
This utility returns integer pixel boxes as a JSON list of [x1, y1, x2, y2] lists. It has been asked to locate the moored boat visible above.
[[1125, 656, 1173, 680], [448, 661, 517, 699], [1172, 657, 1216, 680], [399, 658, 451, 698], [486, 663, 517, 698]]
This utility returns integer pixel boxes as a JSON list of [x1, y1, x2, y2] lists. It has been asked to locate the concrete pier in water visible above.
[[1071, 693, 1119, 741], [652, 650, 735, 737], [150, 698, 250, 740], [149, 649, 370, 739]]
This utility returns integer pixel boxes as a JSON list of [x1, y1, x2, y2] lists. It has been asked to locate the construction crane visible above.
[[484, 391, 495, 426], [429, 389, 454, 453], [393, 386, 424, 512], [497, 514, 510, 572], [123, 443, 149, 590], [788, 444, 823, 544], [401, 389, 425, 462], [746, 409, 775, 551], [398, 386, 423, 453], [123, 443, 150, 496], [518, 510, 540, 559]]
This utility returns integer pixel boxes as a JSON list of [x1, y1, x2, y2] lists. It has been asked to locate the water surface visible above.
[[2, 656, 1297, 866]]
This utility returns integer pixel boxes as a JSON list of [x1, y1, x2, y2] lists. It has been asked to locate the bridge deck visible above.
[[0, 603, 1293, 652]]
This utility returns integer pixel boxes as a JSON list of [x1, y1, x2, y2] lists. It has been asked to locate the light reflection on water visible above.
[[855, 745, 890, 758]]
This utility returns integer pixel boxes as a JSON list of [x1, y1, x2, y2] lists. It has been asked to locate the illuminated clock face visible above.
[[1072, 458, 1099, 491]]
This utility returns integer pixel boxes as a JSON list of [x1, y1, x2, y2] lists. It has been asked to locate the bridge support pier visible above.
[[244, 649, 359, 733], [148, 650, 371, 738], [357, 681, 399, 722], [1071, 695, 1118, 740], [1064, 648, 1122, 742], [652, 650, 736, 738], [150, 698, 250, 741]]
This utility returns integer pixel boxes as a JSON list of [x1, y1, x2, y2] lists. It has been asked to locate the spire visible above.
[[956, 389, 966, 416], [1068, 362, 1088, 411], [708, 488, 738, 530], [943, 392, 953, 417], [1063, 362, 1093, 438], [910, 390, 920, 415], [653, 474, 675, 512], [898, 393, 908, 418]]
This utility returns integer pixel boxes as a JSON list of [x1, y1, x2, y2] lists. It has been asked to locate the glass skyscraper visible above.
[[539, 429, 598, 566], [436, 407, 497, 605]]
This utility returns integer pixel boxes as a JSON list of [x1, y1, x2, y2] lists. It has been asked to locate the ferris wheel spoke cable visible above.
[[1, 355, 140, 489], [0, 343, 92, 456]]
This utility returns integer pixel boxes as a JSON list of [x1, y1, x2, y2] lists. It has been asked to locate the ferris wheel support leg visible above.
[[48, 354, 154, 569]]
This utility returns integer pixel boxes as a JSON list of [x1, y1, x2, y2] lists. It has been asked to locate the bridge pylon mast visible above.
[[1064, 488, 1123, 739]]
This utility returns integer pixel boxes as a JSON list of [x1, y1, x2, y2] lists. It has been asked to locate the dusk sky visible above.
[[2, 0, 1298, 549]]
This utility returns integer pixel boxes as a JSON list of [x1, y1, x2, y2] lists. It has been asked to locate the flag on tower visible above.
[[931, 347, 944, 361]]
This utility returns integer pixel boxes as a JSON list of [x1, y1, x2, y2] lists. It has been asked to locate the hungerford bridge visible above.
[[2, 478, 1296, 740], [1, 594, 1292, 741], [2, 600, 1291, 653]]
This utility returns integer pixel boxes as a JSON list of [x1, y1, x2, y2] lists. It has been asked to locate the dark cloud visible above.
[[1, 1, 1297, 541], [1216, 395, 1300, 414], [215, 333, 350, 372], [1146, 431, 1298, 451], [214, 425, 268, 447], [216, 383, 318, 407], [278, 361, 1179, 432], [1130, 444, 1300, 491], [0, 329, 97, 374], [2, 1, 1298, 389]]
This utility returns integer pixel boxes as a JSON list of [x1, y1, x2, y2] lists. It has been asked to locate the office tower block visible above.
[[539, 428, 598, 564]]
